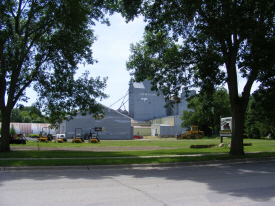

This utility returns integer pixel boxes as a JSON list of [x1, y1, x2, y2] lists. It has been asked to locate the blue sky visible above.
[[77, 13, 146, 110], [24, 13, 146, 110]]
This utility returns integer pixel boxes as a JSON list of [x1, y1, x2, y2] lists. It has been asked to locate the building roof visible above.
[[101, 103, 131, 119], [132, 82, 145, 89]]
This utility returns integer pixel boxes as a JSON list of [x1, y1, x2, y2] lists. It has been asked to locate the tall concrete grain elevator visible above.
[[129, 80, 166, 120]]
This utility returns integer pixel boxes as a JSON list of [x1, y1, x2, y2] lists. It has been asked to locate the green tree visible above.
[[127, 30, 185, 99], [123, 1, 275, 155], [20, 111, 30, 120], [20, 106, 42, 118], [22, 116, 32, 123], [10, 108, 22, 122], [10, 124, 16, 136], [32, 117, 45, 123], [18, 105, 47, 123], [244, 96, 261, 139], [181, 88, 231, 135], [0, 105, 47, 123], [0, 1, 113, 152], [245, 81, 275, 138]]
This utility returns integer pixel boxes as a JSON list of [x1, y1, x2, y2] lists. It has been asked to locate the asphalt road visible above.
[[1, 160, 275, 206]]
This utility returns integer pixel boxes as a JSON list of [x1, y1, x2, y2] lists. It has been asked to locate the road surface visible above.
[[1, 160, 275, 206]]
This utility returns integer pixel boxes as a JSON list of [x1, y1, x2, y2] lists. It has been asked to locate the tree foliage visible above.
[[10, 108, 22, 122], [245, 81, 275, 138], [0, 0, 115, 152], [10, 124, 16, 135], [0, 105, 47, 123], [244, 96, 261, 139], [123, 0, 275, 155], [127, 30, 187, 100], [181, 88, 231, 136]]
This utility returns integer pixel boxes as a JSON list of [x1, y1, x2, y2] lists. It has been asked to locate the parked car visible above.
[[133, 135, 143, 139]]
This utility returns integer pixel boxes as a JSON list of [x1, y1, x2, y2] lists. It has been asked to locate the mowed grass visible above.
[[1, 138, 275, 167], [14, 137, 207, 148]]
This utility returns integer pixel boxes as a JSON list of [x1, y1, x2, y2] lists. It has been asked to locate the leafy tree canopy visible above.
[[10, 108, 22, 122], [19, 105, 43, 117], [10, 124, 16, 135], [0, 105, 47, 123], [245, 80, 275, 138], [127, 30, 188, 101], [181, 87, 231, 136], [123, 0, 275, 155], [0, 0, 116, 152], [22, 115, 32, 123]]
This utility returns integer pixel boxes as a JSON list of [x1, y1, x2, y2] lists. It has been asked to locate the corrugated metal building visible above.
[[59, 105, 133, 140]]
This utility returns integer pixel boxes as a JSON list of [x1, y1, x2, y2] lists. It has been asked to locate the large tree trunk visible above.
[[226, 73, 252, 154], [0, 109, 11, 152], [225, 45, 253, 155], [230, 103, 246, 155]]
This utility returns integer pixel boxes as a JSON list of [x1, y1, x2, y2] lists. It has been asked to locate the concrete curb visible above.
[[1, 157, 274, 172]]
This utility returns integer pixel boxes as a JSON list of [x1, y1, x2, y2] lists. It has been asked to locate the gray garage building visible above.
[[59, 105, 133, 140]]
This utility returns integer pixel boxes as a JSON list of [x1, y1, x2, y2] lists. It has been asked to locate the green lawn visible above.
[[1, 138, 274, 167]]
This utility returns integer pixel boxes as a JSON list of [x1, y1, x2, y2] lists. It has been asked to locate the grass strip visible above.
[[2, 138, 274, 167], [11, 138, 223, 148], [10, 138, 275, 149], [0, 147, 232, 158], [1, 152, 275, 167]]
